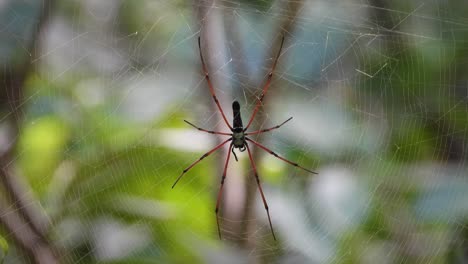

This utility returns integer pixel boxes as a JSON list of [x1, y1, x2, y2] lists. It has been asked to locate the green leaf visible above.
[[0, 235, 9, 263]]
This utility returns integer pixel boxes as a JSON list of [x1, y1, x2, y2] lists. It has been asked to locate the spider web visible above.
[[2, 0, 468, 263]]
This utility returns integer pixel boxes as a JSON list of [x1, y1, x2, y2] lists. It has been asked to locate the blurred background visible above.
[[1, 0, 468, 263]]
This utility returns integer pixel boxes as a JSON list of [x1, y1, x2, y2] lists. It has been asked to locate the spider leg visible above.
[[172, 138, 232, 188], [184, 120, 232, 136], [215, 142, 233, 239], [239, 145, 246, 152], [246, 138, 318, 174], [244, 36, 285, 131], [198, 37, 233, 130], [245, 117, 293, 136], [231, 147, 238, 162], [245, 142, 276, 240]]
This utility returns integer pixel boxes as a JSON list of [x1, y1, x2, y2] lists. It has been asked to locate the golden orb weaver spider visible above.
[[172, 36, 318, 240]]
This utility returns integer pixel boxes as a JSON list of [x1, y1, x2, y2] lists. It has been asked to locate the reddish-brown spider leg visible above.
[[245, 142, 276, 241], [184, 120, 232, 136], [215, 142, 233, 239], [244, 36, 285, 131], [246, 138, 318, 174], [172, 138, 232, 188], [245, 117, 293, 136], [198, 37, 233, 130]]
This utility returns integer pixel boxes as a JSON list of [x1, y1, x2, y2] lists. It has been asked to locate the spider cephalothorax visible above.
[[172, 36, 317, 240]]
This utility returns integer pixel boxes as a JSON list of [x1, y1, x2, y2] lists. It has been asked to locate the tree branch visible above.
[[0, 1, 60, 263], [238, 0, 305, 248], [0, 190, 58, 264], [191, 0, 238, 241]]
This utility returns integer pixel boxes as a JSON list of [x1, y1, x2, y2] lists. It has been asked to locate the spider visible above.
[[172, 36, 317, 240]]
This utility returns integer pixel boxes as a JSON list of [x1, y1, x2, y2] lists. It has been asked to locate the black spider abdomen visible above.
[[232, 101, 243, 129]]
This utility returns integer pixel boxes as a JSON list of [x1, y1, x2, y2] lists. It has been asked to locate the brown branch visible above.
[[0, 186, 58, 264], [0, 155, 50, 244], [238, 0, 305, 248], [191, 0, 237, 240], [0, 1, 61, 263], [0, 0, 55, 237]]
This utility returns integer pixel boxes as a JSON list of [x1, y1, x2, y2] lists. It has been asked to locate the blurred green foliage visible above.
[[0, 235, 7, 264], [2, 0, 468, 263]]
